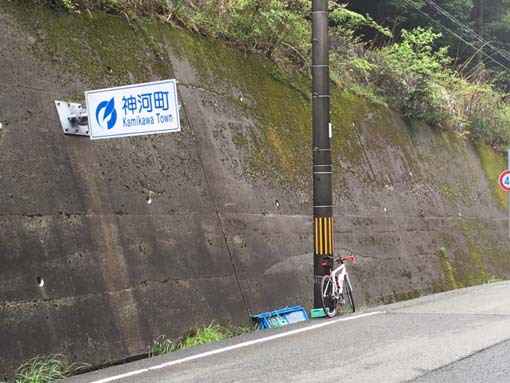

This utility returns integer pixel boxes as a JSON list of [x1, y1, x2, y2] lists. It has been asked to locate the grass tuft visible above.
[[485, 275, 503, 284], [15, 355, 75, 383], [178, 323, 227, 350], [150, 323, 256, 357], [149, 335, 177, 357]]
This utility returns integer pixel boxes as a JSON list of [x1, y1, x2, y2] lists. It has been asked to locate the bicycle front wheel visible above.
[[321, 275, 338, 318], [343, 275, 355, 313]]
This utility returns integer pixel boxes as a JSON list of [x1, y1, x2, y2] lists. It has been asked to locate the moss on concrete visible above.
[[381, 289, 421, 304], [453, 218, 510, 287], [160, 24, 407, 190], [439, 130, 456, 156], [475, 142, 507, 211], [161, 26, 313, 188], [2, 0, 508, 309], [3, 1, 419, 193], [437, 247, 457, 290], [437, 182, 458, 206], [330, 89, 367, 166], [489, 249, 510, 272], [4, 2, 171, 88], [32, 6, 507, 283]]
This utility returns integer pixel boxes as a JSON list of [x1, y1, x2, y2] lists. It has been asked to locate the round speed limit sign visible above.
[[499, 170, 510, 192]]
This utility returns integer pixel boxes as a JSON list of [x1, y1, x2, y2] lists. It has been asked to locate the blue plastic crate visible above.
[[253, 305, 309, 329]]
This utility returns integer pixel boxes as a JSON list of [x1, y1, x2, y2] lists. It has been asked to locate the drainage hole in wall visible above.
[[37, 276, 44, 287]]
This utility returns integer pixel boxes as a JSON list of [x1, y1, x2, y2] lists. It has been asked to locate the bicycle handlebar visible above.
[[343, 255, 356, 265], [321, 255, 356, 266]]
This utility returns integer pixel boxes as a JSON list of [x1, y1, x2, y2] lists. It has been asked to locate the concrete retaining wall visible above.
[[1, 2, 510, 378]]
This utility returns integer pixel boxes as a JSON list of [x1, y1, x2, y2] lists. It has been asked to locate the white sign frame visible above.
[[85, 79, 180, 140]]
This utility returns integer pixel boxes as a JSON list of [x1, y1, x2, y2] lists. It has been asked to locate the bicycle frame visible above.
[[330, 263, 346, 299], [322, 256, 355, 301]]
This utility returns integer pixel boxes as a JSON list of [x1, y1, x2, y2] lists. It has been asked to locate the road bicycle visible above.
[[320, 255, 356, 317]]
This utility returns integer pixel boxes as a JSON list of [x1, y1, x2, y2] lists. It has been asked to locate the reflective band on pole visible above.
[[319, 218, 323, 254], [330, 217, 334, 253], [315, 218, 319, 255], [326, 217, 330, 254]]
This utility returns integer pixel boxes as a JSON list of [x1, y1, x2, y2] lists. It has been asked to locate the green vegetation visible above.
[[381, 290, 422, 304], [149, 323, 256, 357], [476, 142, 508, 210], [24, 0, 510, 152], [10, 0, 510, 299], [438, 247, 458, 290], [149, 335, 176, 357], [451, 218, 509, 287], [350, 0, 510, 90], [14, 355, 82, 383], [485, 274, 503, 284]]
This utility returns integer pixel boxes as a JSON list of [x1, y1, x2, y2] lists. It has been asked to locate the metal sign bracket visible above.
[[55, 101, 89, 137]]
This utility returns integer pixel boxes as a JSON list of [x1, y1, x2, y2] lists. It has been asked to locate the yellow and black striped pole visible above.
[[312, 0, 333, 308]]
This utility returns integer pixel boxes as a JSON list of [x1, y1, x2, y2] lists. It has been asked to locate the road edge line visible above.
[[91, 311, 383, 383]]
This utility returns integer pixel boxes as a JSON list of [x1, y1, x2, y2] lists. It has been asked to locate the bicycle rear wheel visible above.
[[343, 275, 355, 313], [321, 275, 338, 318]]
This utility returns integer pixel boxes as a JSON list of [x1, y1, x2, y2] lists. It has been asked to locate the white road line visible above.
[[91, 311, 383, 383]]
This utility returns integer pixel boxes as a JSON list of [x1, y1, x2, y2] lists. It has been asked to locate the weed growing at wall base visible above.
[[485, 275, 503, 284], [15, 355, 76, 383], [149, 335, 176, 357], [150, 323, 256, 357]]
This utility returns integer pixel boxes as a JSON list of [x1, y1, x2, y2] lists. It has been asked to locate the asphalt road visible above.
[[64, 281, 510, 383], [412, 339, 510, 383]]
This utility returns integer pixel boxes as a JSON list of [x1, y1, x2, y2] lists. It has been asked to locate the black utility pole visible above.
[[312, 0, 333, 307]]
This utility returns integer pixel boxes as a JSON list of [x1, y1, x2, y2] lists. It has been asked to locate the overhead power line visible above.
[[402, 0, 510, 73], [423, 0, 510, 64]]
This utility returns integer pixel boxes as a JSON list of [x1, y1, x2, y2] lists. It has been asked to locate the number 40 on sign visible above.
[[499, 170, 510, 191]]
